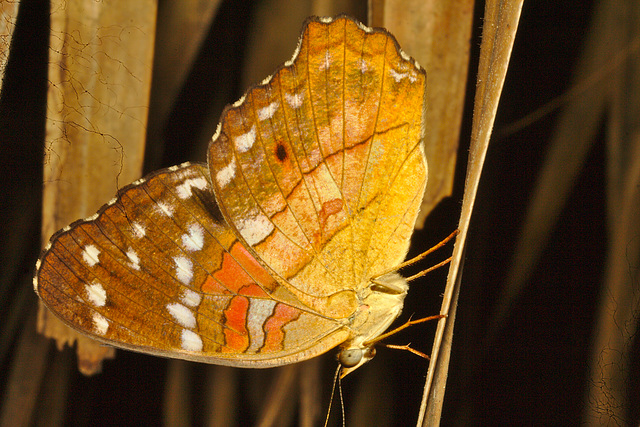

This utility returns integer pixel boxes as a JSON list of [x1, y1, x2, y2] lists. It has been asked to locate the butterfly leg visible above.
[[384, 343, 431, 360], [363, 314, 446, 346]]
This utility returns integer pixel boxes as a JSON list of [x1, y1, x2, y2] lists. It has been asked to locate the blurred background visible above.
[[1, 0, 638, 425]]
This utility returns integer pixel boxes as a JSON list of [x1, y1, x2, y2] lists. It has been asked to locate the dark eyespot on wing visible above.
[[276, 143, 288, 162]]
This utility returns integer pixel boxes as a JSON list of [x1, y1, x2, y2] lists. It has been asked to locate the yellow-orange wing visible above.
[[208, 16, 427, 321]]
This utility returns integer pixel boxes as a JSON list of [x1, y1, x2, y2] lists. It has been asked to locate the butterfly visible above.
[[34, 15, 427, 377]]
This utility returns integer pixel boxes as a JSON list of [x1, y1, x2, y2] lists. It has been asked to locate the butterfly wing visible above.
[[35, 163, 350, 366], [35, 16, 427, 367], [207, 17, 427, 320]]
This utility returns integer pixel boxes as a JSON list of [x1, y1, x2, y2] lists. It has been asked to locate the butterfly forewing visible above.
[[36, 163, 349, 366], [207, 17, 427, 316]]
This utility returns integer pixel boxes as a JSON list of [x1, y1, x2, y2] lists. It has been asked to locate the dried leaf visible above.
[[38, 0, 157, 374], [419, 0, 524, 425], [0, 0, 20, 91]]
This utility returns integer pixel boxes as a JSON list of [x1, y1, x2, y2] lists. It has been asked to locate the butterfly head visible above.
[[338, 272, 408, 377]]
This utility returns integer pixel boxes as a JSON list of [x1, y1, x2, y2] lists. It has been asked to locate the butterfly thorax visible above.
[[338, 272, 408, 376]]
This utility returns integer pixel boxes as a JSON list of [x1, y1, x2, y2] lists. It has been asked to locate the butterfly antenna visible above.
[[339, 370, 346, 427], [372, 229, 459, 281], [324, 365, 342, 427]]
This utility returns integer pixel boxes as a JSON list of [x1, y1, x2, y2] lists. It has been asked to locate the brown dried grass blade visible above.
[[37, 0, 157, 374], [255, 365, 298, 427], [585, 1, 640, 422], [204, 366, 238, 427], [0, 309, 50, 427], [419, 0, 524, 425], [490, 1, 630, 343], [370, 0, 473, 228], [299, 358, 322, 427], [145, 0, 222, 163], [163, 360, 193, 426], [0, 0, 19, 92]]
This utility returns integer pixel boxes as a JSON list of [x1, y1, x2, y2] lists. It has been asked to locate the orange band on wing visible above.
[[207, 242, 276, 297], [261, 304, 301, 353], [222, 296, 249, 352]]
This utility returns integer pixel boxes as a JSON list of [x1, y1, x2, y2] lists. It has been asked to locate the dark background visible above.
[[1, 0, 630, 425]]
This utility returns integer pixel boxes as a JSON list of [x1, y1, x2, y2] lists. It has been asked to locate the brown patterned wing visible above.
[[207, 16, 427, 320], [35, 163, 349, 366]]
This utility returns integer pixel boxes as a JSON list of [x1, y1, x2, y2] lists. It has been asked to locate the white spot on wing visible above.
[[92, 312, 109, 335], [176, 177, 208, 199], [157, 201, 174, 217], [132, 222, 146, 238], [319, 51, 331, 70], [389, 68, 408, 82], [174, 256, 193, 285], [182, 223, 204, 251], [181, 329, 203, 352], [235, 126, 256, 153], [181, 289, 202, 308], [216, 157, 236, 188], [232, 93, 247, 108], [167, 302, 196, 329], [258, 102, 279, 121], [247, 299, 277, 352], [358, 58, 368, 73], [86, 282, 107, 307], [126, 248, 140, 270], [288, 33, 303, 66], [238, 212, 275, 246], [260, 74, 273, 86], [82, 245, 100, 266], [356, 21, 373, 33], [285, 92, 304, 109]]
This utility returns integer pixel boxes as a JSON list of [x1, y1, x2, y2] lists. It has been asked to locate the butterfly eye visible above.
[[338, 348, 363, 367]]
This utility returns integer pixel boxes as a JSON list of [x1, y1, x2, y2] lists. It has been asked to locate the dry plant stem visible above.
[[0, 0, 20, 88], [299, 358, 322, 427], [585, 1, 640, 422], [256, 365, 298, 427], [419, 0, 524, 425], [163, 360, 192, 427], [204, 366, 237, 427], [0, 310, 50, 427]]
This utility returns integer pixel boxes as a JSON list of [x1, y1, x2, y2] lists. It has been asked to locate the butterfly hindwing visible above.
[[36, 163, 349, 366]]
